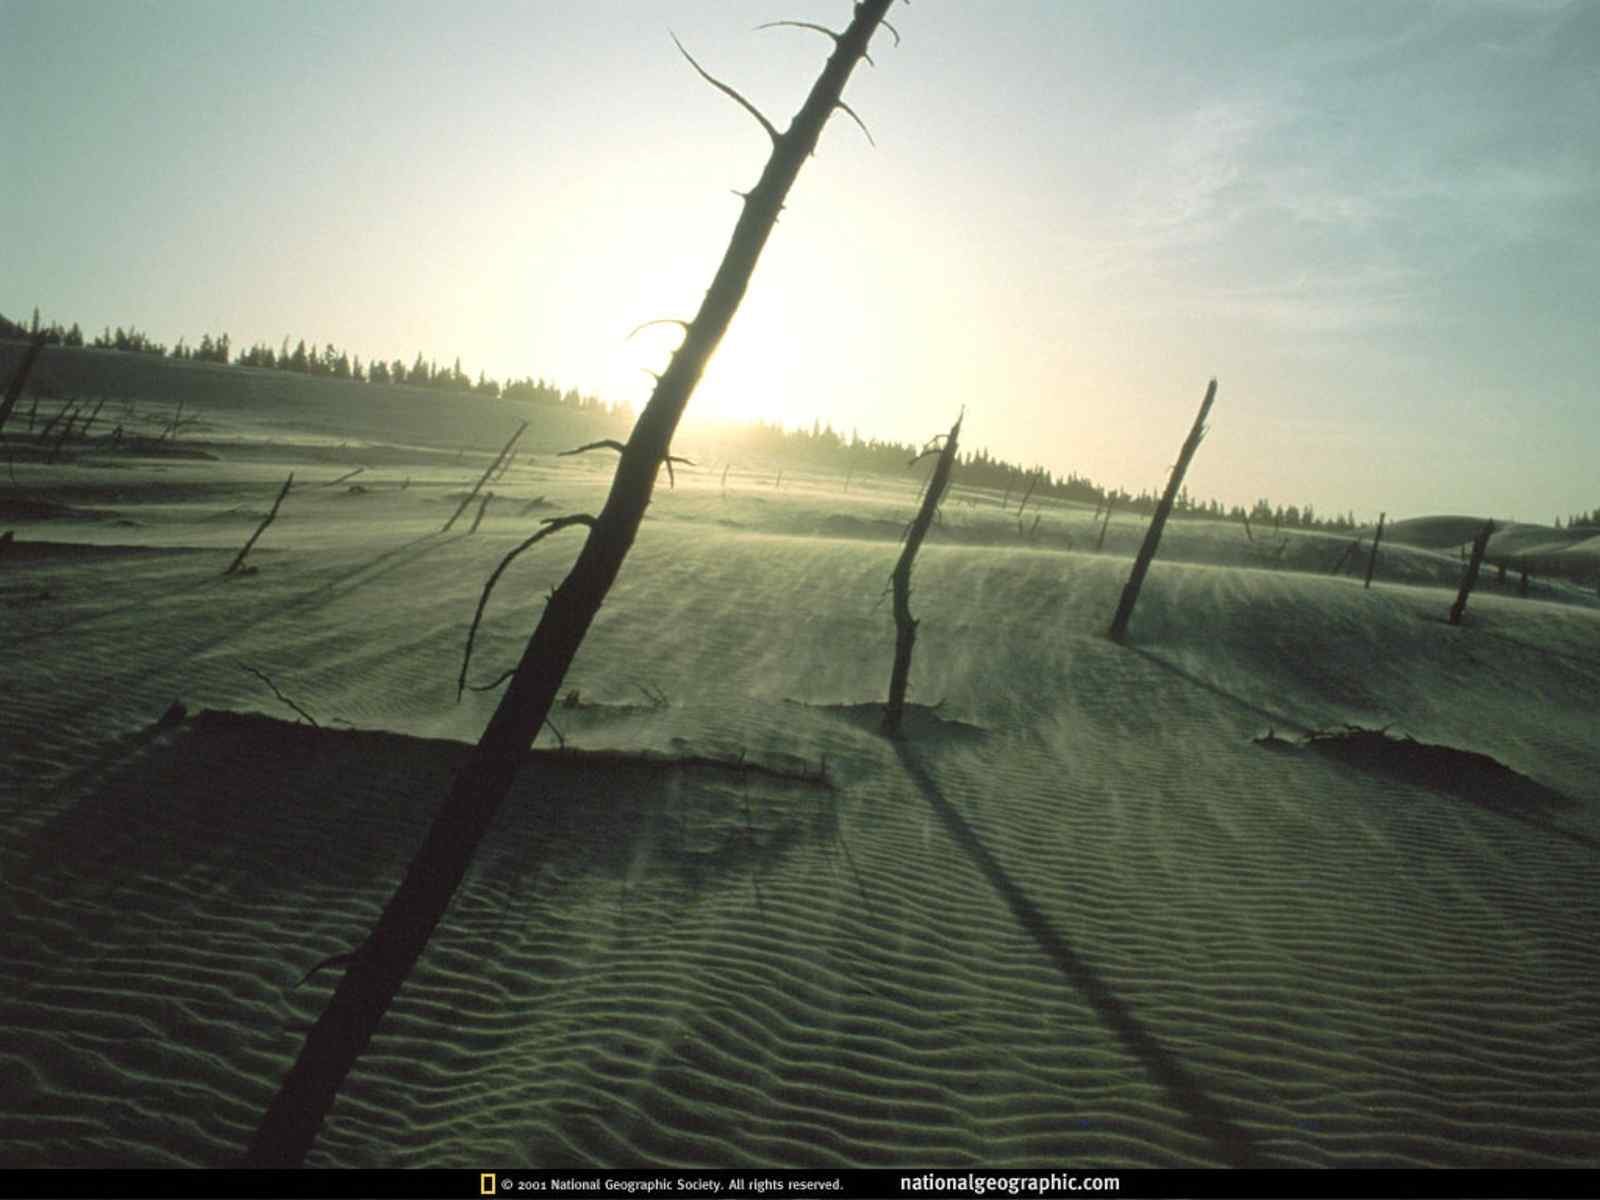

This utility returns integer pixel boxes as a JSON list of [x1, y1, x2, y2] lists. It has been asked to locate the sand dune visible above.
[[2, 381, 1598, 1169]]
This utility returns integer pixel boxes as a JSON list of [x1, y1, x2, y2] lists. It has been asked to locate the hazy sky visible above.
[[5, 1, 1597, 521]]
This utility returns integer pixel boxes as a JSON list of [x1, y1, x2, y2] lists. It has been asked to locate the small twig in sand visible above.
[[225, 472, 293, 576], [634, 681, 670, 709], [442, 421, 527, 533], [317, 467, 366, 489], [241, 664, 320, 728]]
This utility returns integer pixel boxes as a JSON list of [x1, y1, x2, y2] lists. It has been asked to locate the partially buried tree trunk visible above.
[[1364, 512, 1385, 590], [1108, 380, 1217, 642], [883, 413, 961, 739], [1448, 519, 1495, 626], [245, 1, 897, 1166]]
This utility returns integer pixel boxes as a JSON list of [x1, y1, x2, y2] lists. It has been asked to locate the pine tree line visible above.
[[5, 305, 1590, 536]]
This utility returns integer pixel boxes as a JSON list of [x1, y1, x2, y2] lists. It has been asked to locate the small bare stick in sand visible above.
[[442, 421, 527, 533], [1364, 512, 1385, 589], [317, 467, 366, 489], [37, 401, 76, 441], [721, 462, 730, 498], [1096, 496, 1116, 551], [1015, 469, 1040, 522], [468, 491, 494, 534], [884, 412, 962, 738], [240, 664, 320, 728], [0, 335, 47, 438], [1109, 380, 1216, 642], [1448, 519, 1495, 626], [225, 472, 294, 576]]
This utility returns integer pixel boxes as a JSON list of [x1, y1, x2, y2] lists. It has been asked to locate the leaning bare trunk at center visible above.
[[244, 1, 897, 1167], [884, 414, 962, 738], [1108, 380, 1217, 643]]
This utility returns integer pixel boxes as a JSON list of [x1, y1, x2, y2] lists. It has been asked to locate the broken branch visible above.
[[457, 514, 597, 700]]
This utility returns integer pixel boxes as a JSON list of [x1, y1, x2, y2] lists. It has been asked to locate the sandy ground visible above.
[[2, 370, 1598, 1168]]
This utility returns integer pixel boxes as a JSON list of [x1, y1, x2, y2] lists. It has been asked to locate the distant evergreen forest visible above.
[[7, 306, 1592, 533]]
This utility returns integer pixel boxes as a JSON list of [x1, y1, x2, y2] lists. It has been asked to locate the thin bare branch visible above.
[[881, 18, 902, 46], [663, 453, 693, 489], [671, 33, 779, 143], [558, 439, 626, 458], [756, 19, 874, 66], [241, 664, 320, 728], [835, 99, 875, 145], [295, 948, 361, 989], [466, 668, 516, 694], [458, 514, 597, 700], [626, 318, 692, 342]]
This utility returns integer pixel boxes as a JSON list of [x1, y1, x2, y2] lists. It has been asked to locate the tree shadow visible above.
[[891, 741, 1264, 1168], [1128, 646, 1312, 737]]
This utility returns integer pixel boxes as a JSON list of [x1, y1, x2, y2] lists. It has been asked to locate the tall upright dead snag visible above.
[[883, 413, 962, 738], [1448, 519, 1495, 626], [1108, 380, 1217, 643], [1364, 512, 1385, 590], [0, 336, 47, 438], [244, 1, 897, 1166]]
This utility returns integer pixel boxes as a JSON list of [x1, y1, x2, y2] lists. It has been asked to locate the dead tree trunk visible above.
[[441, 421, 527, 533], [1015, 470, 1039, 522], [883, 414, 962, 739], [1096, 497, 1115, 551], [1448, 520, 1495, 626], [1108, 380, 1217, 643], [1364, 512, 1385, 590], [0, 336, 46, 437], [225, 473, 293, 576], [243, 3, 895, 1166]]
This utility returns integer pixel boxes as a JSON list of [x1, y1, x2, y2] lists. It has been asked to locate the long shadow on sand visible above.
[[1128, 646, 1312, 738], [6, 532, 462, 737], [891, 741, 1264, 1168]]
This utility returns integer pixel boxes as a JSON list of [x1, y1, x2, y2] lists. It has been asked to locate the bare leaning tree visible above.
[[244, 2, 900, 1167], [1107, 380, 1217, 643], [883, 413, 962, 738]]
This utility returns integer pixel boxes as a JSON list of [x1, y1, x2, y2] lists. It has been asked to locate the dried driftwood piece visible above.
[[245, 3, 898, 1167], [884, 413, 961, 738], [1109, 379, 1217, 642]]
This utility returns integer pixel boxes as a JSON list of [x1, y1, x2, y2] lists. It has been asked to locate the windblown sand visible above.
[[2, 378, 1598, 1168]]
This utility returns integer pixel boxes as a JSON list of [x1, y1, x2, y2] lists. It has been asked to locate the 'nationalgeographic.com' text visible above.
[[901, 1174, 1119, 1196]]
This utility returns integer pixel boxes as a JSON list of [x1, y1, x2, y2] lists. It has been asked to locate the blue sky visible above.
[[4, 1, 1596, 521]]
